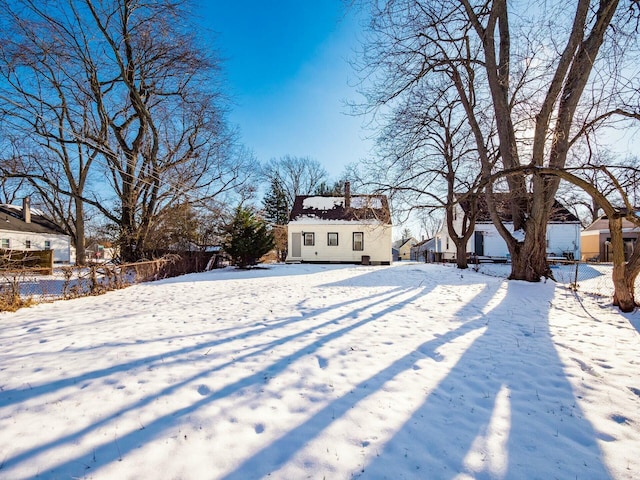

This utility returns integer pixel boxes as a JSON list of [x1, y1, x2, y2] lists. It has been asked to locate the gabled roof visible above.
[[392, 237, 416, 249], [411, 237, 434, 249], [583, 214, 640, 232], [459, 193, 580, 223], [0, 204, 67, 236], [289, 194, 391, 224]]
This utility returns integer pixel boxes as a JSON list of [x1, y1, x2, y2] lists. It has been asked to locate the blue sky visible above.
[[196, 1, 372, 180]]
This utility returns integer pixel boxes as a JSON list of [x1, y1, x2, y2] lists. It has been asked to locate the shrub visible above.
[[222, 207, 275, 268]]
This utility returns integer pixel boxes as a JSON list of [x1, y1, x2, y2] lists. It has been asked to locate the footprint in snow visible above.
[[317, 356, 328, 369], [628, 386, 640, 398], [255, 423, 265, 434], [571, 357, 596, 376], [197, 384, 211, 396], [611, 414, 630, 425]]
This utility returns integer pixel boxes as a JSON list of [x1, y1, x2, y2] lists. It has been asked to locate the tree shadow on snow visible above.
[[360, 281, 612, 479], [620, 309, 640, 336], [0, 276, 434, 479], [221, 280, 611, 479], [0, 267, 611, 479]]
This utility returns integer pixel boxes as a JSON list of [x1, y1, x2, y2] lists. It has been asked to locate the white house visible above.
[[0, 198, 75, 264], [286, 184, 392, 265], [434, 194, 582, 262]]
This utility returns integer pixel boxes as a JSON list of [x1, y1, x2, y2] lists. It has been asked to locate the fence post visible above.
[[573, 261, 580, 289]]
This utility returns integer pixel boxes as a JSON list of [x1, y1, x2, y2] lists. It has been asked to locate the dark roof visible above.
[[0, 204, 67, 235], [460, 193, 580, 223], [289, 194, 391, 224]]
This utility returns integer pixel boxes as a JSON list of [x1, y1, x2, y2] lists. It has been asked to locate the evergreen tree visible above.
[[262, 178, 289, 225], [313, 180, 344, 196], [222, 207, 275, 268], [401, 227, 413, 242]]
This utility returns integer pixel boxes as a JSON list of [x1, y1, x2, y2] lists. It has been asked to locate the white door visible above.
[[291, 232, 301, 257]]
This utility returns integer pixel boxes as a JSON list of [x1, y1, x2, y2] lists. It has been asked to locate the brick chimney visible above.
[[344, 181, 351, 208], [23, 197, 31, 223]]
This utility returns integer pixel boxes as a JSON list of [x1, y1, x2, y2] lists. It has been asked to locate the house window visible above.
[[303, 232, 315, 246], [44, 240, 51, 250], [328, 232, 339, 246], [1, 239, 9, 249], [353, 232, 364, 251], [25, 240, 31, 249]]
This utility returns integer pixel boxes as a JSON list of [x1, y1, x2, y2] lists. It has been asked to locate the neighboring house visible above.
[[581, 214, 640, 262], [434, 194, 581, 262], [86, 241, 116, 262], [392, 237, 417, 261], [0, 198, 75, 264], [286, 183, 392, 265], [410, 237, 436, 262]]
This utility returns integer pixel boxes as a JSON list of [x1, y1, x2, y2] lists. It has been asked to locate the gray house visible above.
[[410, 238, 436, 262]]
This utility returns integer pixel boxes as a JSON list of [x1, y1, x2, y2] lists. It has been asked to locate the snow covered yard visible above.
[[0, 263, 639, 479]]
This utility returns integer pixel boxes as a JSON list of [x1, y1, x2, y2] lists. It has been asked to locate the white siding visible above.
[[287, 223, 392, 264], [469, 225, 509, 256], [0, 230, 73, 263], [436, 215, 582, 260], [546, 223, 581, 259]]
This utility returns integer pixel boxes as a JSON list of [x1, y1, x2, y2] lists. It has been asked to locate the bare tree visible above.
[[0, 0, 105, 264], [354, 0, 639, 281], [359, 70, 490, 269], [555, 147, 640, 226], [0, 154, 27, 205], [533, 165, 640, 311], [261, 155, 329, 207], [0, 0, 242, 263]]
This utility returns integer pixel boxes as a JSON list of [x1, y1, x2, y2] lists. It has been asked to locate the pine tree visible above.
[[262, 178, 289, 225], [222, 207, 275, 268]]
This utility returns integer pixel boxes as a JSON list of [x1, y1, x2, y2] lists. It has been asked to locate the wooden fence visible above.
[[0, 249, 54, 275]]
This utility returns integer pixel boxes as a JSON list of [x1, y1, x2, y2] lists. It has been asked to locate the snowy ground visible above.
[[0, 263, 639, 479]]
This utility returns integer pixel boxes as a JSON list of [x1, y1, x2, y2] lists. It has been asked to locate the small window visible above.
[[1, 239, 9, 249], [44, 240, 51, 250], [353, 232, 364, 251], [25, 240, 31, 249], [303, 232, 315, 246], [328, 232, 338, 246]]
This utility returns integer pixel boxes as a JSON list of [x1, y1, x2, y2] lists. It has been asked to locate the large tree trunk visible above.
[[507, 177, 556, 281], [455, 241, 468, 269], [74, 199, 86, 266], [508, 233, 551, 282], [610, 217, 635, 312], [119, 197, 138, 263]]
